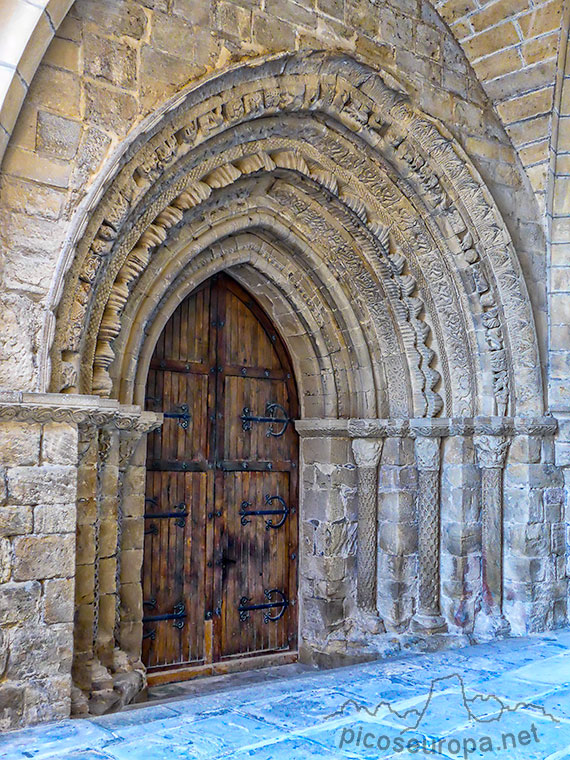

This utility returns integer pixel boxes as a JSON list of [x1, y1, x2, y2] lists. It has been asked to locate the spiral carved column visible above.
[[474, 435, 510, 636], [352, 438, 383, 623], [412, 436, 447, 634]]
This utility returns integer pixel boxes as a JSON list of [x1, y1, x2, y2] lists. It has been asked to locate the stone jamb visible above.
[[296, 416, 560, 641], [474, 434, 511, 638]]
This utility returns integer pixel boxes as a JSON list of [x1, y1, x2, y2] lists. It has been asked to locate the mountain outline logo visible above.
[[326, 673, 560, 734]]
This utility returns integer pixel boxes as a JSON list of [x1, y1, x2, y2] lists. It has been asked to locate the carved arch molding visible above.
[[50, 52, 542, 419]]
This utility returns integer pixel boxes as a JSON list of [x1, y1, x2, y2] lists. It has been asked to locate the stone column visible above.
[[377, 436, 417, 632], [474, 434, 510, 636], [352, 438, 383, 629], [412, 436, 447, 633]]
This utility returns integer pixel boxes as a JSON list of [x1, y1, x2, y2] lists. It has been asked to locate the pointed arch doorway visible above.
[[142, 273, 299, 684]]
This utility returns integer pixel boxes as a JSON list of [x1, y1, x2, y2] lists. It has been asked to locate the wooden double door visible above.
[[142, 274, 298, 681]]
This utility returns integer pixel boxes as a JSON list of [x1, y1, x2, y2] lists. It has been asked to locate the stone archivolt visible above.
[[50, 53, 542, 421], [28, 53, 556, 712]]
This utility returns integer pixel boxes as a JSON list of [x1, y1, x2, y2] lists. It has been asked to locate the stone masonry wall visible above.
[[0, 395, 159, 729], [436, 0, 565, 208], [0, 415, 77, 730], [299, 433, 358, 664], [504, 434, 567, 632]]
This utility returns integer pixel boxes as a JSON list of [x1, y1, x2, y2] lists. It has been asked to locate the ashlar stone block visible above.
[[0, 537, 11, 582], [44, 578, 75, 623], [0, 422, 40, 466], [41, 422, 78, 465], [0, 505, 32, 536], [0, 580, 41, 625], [0, 682, 26, 732], [33, 503, 75, 534], [7, 466, 76, 506], [36, 111, 82, 160], [13, 534, 75, 580]]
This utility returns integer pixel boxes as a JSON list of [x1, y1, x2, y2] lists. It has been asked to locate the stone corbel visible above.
[[351, 438, 384, 633], [473, 434, 510, 637], [411, 436, 447, 634]]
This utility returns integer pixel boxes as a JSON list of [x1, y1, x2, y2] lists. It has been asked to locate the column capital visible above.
[[351, 437, 383, 468], [474, 434, 509, 469], [0, 392, 162, 431], [414, 436, 440, 471]]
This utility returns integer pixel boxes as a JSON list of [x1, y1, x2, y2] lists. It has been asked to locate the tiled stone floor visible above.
[[3, 630, 570, 759]]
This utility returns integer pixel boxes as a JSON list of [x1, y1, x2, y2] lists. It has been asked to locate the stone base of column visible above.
[[473, 609, 511, 640], [355, 607, 386, 635], [411, 612, 448, 634]]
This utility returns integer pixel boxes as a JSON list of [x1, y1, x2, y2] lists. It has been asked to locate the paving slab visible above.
[[2, 630, 570, 759]]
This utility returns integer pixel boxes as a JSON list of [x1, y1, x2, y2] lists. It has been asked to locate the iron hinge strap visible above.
[[239, 589, 288, 623], [163, 404, 191, 429], [144, 501, 187, 528], [143, 602, 186, 629], [239, 495, 289, 529], [241, 402, 292, 437]]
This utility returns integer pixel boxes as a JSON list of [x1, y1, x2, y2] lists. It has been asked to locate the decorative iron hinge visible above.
[[240, 402, 292, 437], [142, 602, 186, 629], [239, 495, 289, 529], [164, 403, 191, 429], [144, 499, 188, 528], [239, 589, 289, 623]]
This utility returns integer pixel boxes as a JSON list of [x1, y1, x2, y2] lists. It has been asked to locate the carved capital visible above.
[[119, 430, 145, 469], [474, 435, 509, 469], [0, 395, 162, 432], [414, 436, 440, 471], [352, 438, 383, 469]]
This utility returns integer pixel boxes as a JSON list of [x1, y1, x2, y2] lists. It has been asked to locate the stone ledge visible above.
[[0, 392, 162, 432], [295, 416, 558, 438]]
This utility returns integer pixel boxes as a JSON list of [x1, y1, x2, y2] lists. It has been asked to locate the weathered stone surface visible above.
[[84, 34, 138, 89], [0, 175, 66, 221], [6, 624, 73, 680], [41, 423, 78, 466], [0, 505, 32, 536], [0, 537, 11, 583], [84, 81, 138, 133], [7, 466, 76, 505], [44, 578, 75, 623], [73, 0, 147, 38], [0, 581, 41, 625], [0, 682, 26, 732], [119, 549, 143, 584], [36, 111, 82, 160], [23, 675, 72, 725], [13, 534, 75, 580], [33, 503, 75, 534], [121, 517, 143, 551], [0, 423, 40, 466], [98, 556, 117, 595]]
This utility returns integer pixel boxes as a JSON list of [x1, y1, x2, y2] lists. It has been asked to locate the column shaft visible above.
[[352, 439, 383, 615], [412, 436, 447, 633], [474, 435, 510, 635]]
